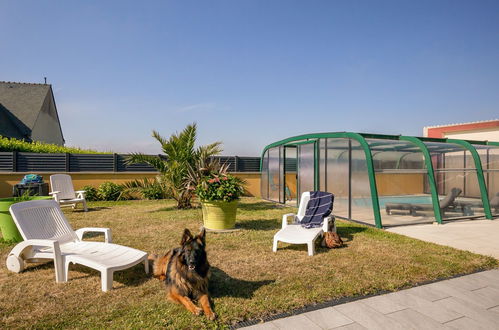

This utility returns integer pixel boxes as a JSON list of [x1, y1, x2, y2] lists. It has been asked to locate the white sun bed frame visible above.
[[273, 191, 335, 256], [50, 174, 88, 212], [5, 200, 148, 291]]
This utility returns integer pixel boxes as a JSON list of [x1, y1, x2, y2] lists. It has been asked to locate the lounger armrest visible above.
[[49, 191, 61, 202], [323, 215, 335, 233], [9, 239, 64, 282], [75, 190, 86, 198], [75, 227, 112, 243], [281, 213, 297, 229]]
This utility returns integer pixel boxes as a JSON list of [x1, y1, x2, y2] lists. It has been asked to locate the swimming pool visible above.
[[342, 195, 434, 209]]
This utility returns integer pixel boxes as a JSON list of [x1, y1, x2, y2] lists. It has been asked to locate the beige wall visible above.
[[0, 172, 261, 198], [376, 173, 425, 196]]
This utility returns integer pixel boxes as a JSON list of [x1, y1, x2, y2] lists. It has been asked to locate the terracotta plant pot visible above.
[[201, 200, 238, 230]]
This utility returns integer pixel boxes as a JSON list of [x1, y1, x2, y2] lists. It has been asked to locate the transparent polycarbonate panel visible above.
[[326, 138, 350, 219], [364, 138, 434, 225], [367, 139, 425, 171], [474, 144, 499, 216], [298, 143, 315, 198], [260, 150, 269, 200], [268, 147, 281, 202], [319, 139, 327, 191], [350, 141, 375, 225], [284, 146, 298, 203], [423, 141, 483, 219]]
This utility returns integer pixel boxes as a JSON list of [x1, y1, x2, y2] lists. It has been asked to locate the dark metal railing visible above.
[[0, 152, 262, 173]]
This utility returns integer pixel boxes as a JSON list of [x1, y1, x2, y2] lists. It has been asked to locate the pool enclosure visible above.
[[260, 133, 499, 228]]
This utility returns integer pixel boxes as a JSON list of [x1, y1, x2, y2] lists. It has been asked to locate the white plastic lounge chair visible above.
[[273, 191, 335, 256], [385, 188, 462, 217], [50, 174, 88, 212], [5, 200, 148, 291]]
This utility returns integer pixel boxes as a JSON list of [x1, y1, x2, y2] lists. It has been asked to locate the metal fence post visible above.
[[12, 151, 17, 172], [113, 153, 118, 172], [65, 153, 70, 172]]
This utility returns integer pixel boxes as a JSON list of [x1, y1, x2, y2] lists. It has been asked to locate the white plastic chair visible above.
[[49, 174, 88, 212], [5, 200, 149, 291], [273, 192, 335, 256]]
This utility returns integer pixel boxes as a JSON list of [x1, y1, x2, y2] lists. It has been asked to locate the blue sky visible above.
[[1, 1, 498, 156]]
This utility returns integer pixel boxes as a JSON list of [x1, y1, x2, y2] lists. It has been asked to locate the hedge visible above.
[[0, 136, 109, 154]]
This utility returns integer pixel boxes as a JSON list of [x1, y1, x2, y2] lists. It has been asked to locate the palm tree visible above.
[[127, 123, 222, 209]]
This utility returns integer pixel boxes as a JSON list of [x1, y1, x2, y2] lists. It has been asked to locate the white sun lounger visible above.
[[273, 192, 335, 256], [50, 174, 88, 211], [5, 200, 148, 291]]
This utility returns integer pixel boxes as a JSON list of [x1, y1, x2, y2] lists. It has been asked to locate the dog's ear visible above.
[[181, 228, 193, 245], [197, 227, 206, 246]]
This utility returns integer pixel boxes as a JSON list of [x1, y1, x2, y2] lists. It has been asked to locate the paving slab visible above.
[[402, 284, 451, 302], [303, 307, 354, 329], [360, 295, 407, 314], [243, 322, 279, 330], [271, 314, 322, 330], [488, 305, 499, 313], [426, 281, 499, 309], [433, 296, 499, 328], [333, 301, 405, 329], [332, 323, 367, 330], [385, 309, 449, 329], [387, 219, 499, 259], [444, 316, 490, 330], [240, 270, 499, 330], [385, 291, 462, 323]]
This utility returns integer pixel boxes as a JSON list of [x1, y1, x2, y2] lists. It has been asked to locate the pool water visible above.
[[347, 195, 433, 208]]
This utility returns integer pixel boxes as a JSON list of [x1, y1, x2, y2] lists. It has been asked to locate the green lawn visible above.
[[0, 198, 496, 329]]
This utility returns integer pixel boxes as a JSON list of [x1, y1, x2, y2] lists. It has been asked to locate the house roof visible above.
[[0, 81, 65, 143], [0, 103, 31, 140], [0, 81, 52, 130]]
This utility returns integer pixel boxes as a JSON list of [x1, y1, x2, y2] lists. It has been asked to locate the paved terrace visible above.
[[242, 219, 499, 329]]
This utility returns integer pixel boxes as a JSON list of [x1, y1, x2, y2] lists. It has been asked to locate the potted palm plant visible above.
[[195, 173, 245, 230], [126, 123, 222, 209]]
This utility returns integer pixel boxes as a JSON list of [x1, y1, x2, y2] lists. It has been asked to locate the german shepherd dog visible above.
[[150, 228, 216, 320]]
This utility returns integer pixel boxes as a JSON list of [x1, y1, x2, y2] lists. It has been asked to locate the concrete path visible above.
[[241, 269, 499, 329], [387, 219, 499, 259], [242, 219, 499, 329]]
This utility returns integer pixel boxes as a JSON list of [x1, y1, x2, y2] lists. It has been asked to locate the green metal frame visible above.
[[399, 136, 443, 224], [261, 132, 499, 228], [447, 139, 492, 219], [261, 132, 382, 228]]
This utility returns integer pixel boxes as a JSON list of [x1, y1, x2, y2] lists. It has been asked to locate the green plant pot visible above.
[[201, 200, 238, 230], [0, 196, 52, 242]]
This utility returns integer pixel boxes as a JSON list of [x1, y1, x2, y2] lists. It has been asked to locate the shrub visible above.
[[0, 135, 108, 154], [142, 184, 165, 200], [120, 178, 167, 200], [97, 182, 123, 201], [82, 186, 99, 201], [196, 173, 245, 202]]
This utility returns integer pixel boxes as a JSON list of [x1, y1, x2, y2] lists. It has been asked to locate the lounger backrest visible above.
[[440, 187, 462, 209], [50, 174, 76, 200], [296, 191, 334, 227], [9, 200, 78, 244], [489, 192, 499, 208], [296, 192, 311, 221], [300, 191, 334, 228]]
